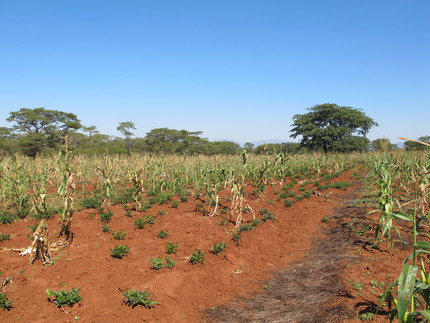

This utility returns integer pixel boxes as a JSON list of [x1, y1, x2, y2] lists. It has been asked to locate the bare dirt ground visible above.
[[0, 170, 413, 322]]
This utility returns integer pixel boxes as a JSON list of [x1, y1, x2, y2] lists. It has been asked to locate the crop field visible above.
[[0, 148, 429, 322]]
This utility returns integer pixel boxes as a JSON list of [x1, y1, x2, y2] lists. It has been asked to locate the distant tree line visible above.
[[1, 106, 425, 157], [0, 107, 301, 157]]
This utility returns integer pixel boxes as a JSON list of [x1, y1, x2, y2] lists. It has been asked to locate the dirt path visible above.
[[207, 187, 363, 322]]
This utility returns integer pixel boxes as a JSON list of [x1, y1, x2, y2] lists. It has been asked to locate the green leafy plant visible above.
[[171, 200, 179, 209], [321, 216, 330, 223], [284, 198, 293, 207], [110, 245, 130, 259], [80, 197, 101, 209], [123, 289, 157, 308], [46, 288, 82, 308], [237, 224, 253, 234], [190, 249, 205, 264], [259, 209, 275, 222], [100, 209, 113, 223], [102, 224, 110, 232], [0, 292, 13, 310], [166, 242, 178, 254], [112, 230, 126, 240], [164, 256, 176, 268], [232, 232, 241, 246], [157, 230, 169, 239], [134, 218, 146, 229], [0, 233, 11, 242], [251, 219, 261, 227], [149, 257, 164, 270], [210, 242, 226, 255]]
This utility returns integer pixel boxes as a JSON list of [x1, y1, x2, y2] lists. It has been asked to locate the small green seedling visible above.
[[190, 249, 205, 264], [123, 289, 157, 308], [210, 242, 226, 255], [110, 245, 130, 259], [0, 292, 13, 309], [46, 288, 82, 308]]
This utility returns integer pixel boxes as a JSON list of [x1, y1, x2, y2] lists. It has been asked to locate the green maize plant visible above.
[[4, 161, 31, 218], [378, 205, 430, 322], [372, 155, 401, 247]]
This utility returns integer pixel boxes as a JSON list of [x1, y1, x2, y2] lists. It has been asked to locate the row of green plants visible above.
[[366, 150, 430, 321]]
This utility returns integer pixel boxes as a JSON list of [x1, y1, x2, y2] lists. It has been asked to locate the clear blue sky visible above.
[[1, 0, 429, 144]]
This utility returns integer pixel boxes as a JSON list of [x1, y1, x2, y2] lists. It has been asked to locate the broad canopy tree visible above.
[[7, 107, 82, 157], [290, 103, 378, 153]]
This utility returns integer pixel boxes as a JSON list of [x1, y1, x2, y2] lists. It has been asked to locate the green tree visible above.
[[404, 136, 430, 151], [117, 121, 136, 152], [144, 128, 208, 154], [370, 138, 397, 151], [207, 141, 240, 155], [7, 107, 82, 157], [290, 103, 377, 153], [244, 142, 254, 153], [0, 127, 14, 153], [117, 121, 136, 140]]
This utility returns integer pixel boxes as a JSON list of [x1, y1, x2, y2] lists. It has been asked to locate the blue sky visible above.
[[0, 0, 429, 144]]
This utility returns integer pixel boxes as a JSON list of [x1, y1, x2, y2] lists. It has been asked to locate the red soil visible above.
[[0, 170, 415, 322]]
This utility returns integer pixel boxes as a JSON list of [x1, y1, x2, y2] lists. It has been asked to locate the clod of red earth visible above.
[[0, 169, 411, 322]]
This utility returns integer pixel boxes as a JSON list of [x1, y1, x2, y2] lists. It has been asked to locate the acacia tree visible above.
[[290, 103, 378, 153], [404, 136, 430, 151], [117, 121, 136, 152], [7, 107, 82, 157]]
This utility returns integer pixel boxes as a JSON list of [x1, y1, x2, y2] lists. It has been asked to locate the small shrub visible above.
[[251, 219, 261, 227], [166, 242, 178, 254], [321, 216, 330, 223], [330, 181, 353, 190], [190, 249, 205, 264], [149, 257, 164, 270], [102, 224, 110, 233], [157, 230, 169, 239], [0, 233, 11, 242], [303, 191, 312, 199], [180, 196, 188, 202], [171, 200, 179, 209], [157, 192, 174, 204], [143, 215, 155, 225], [0, 292, 13, 309], [29, 223, 39, 232], [299, 185, 306, 191], [232, 232, 241, 246], [80, 197, 101, 209], [123, 289, 157, 308], [164, 256, 176, 268], [284, 199, 293, 207], [112, 230, 126, 240], [0, 213, 16, 224], [262, 213, 275, 222], [46, 288, 82, 308], [237, 224, 253, 234], [100, 210, 113, 223], [210, 242, 226, 255], [220, 207, 228, 215], [110, 245, 130, 259], [134, 218, 147, 229]]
